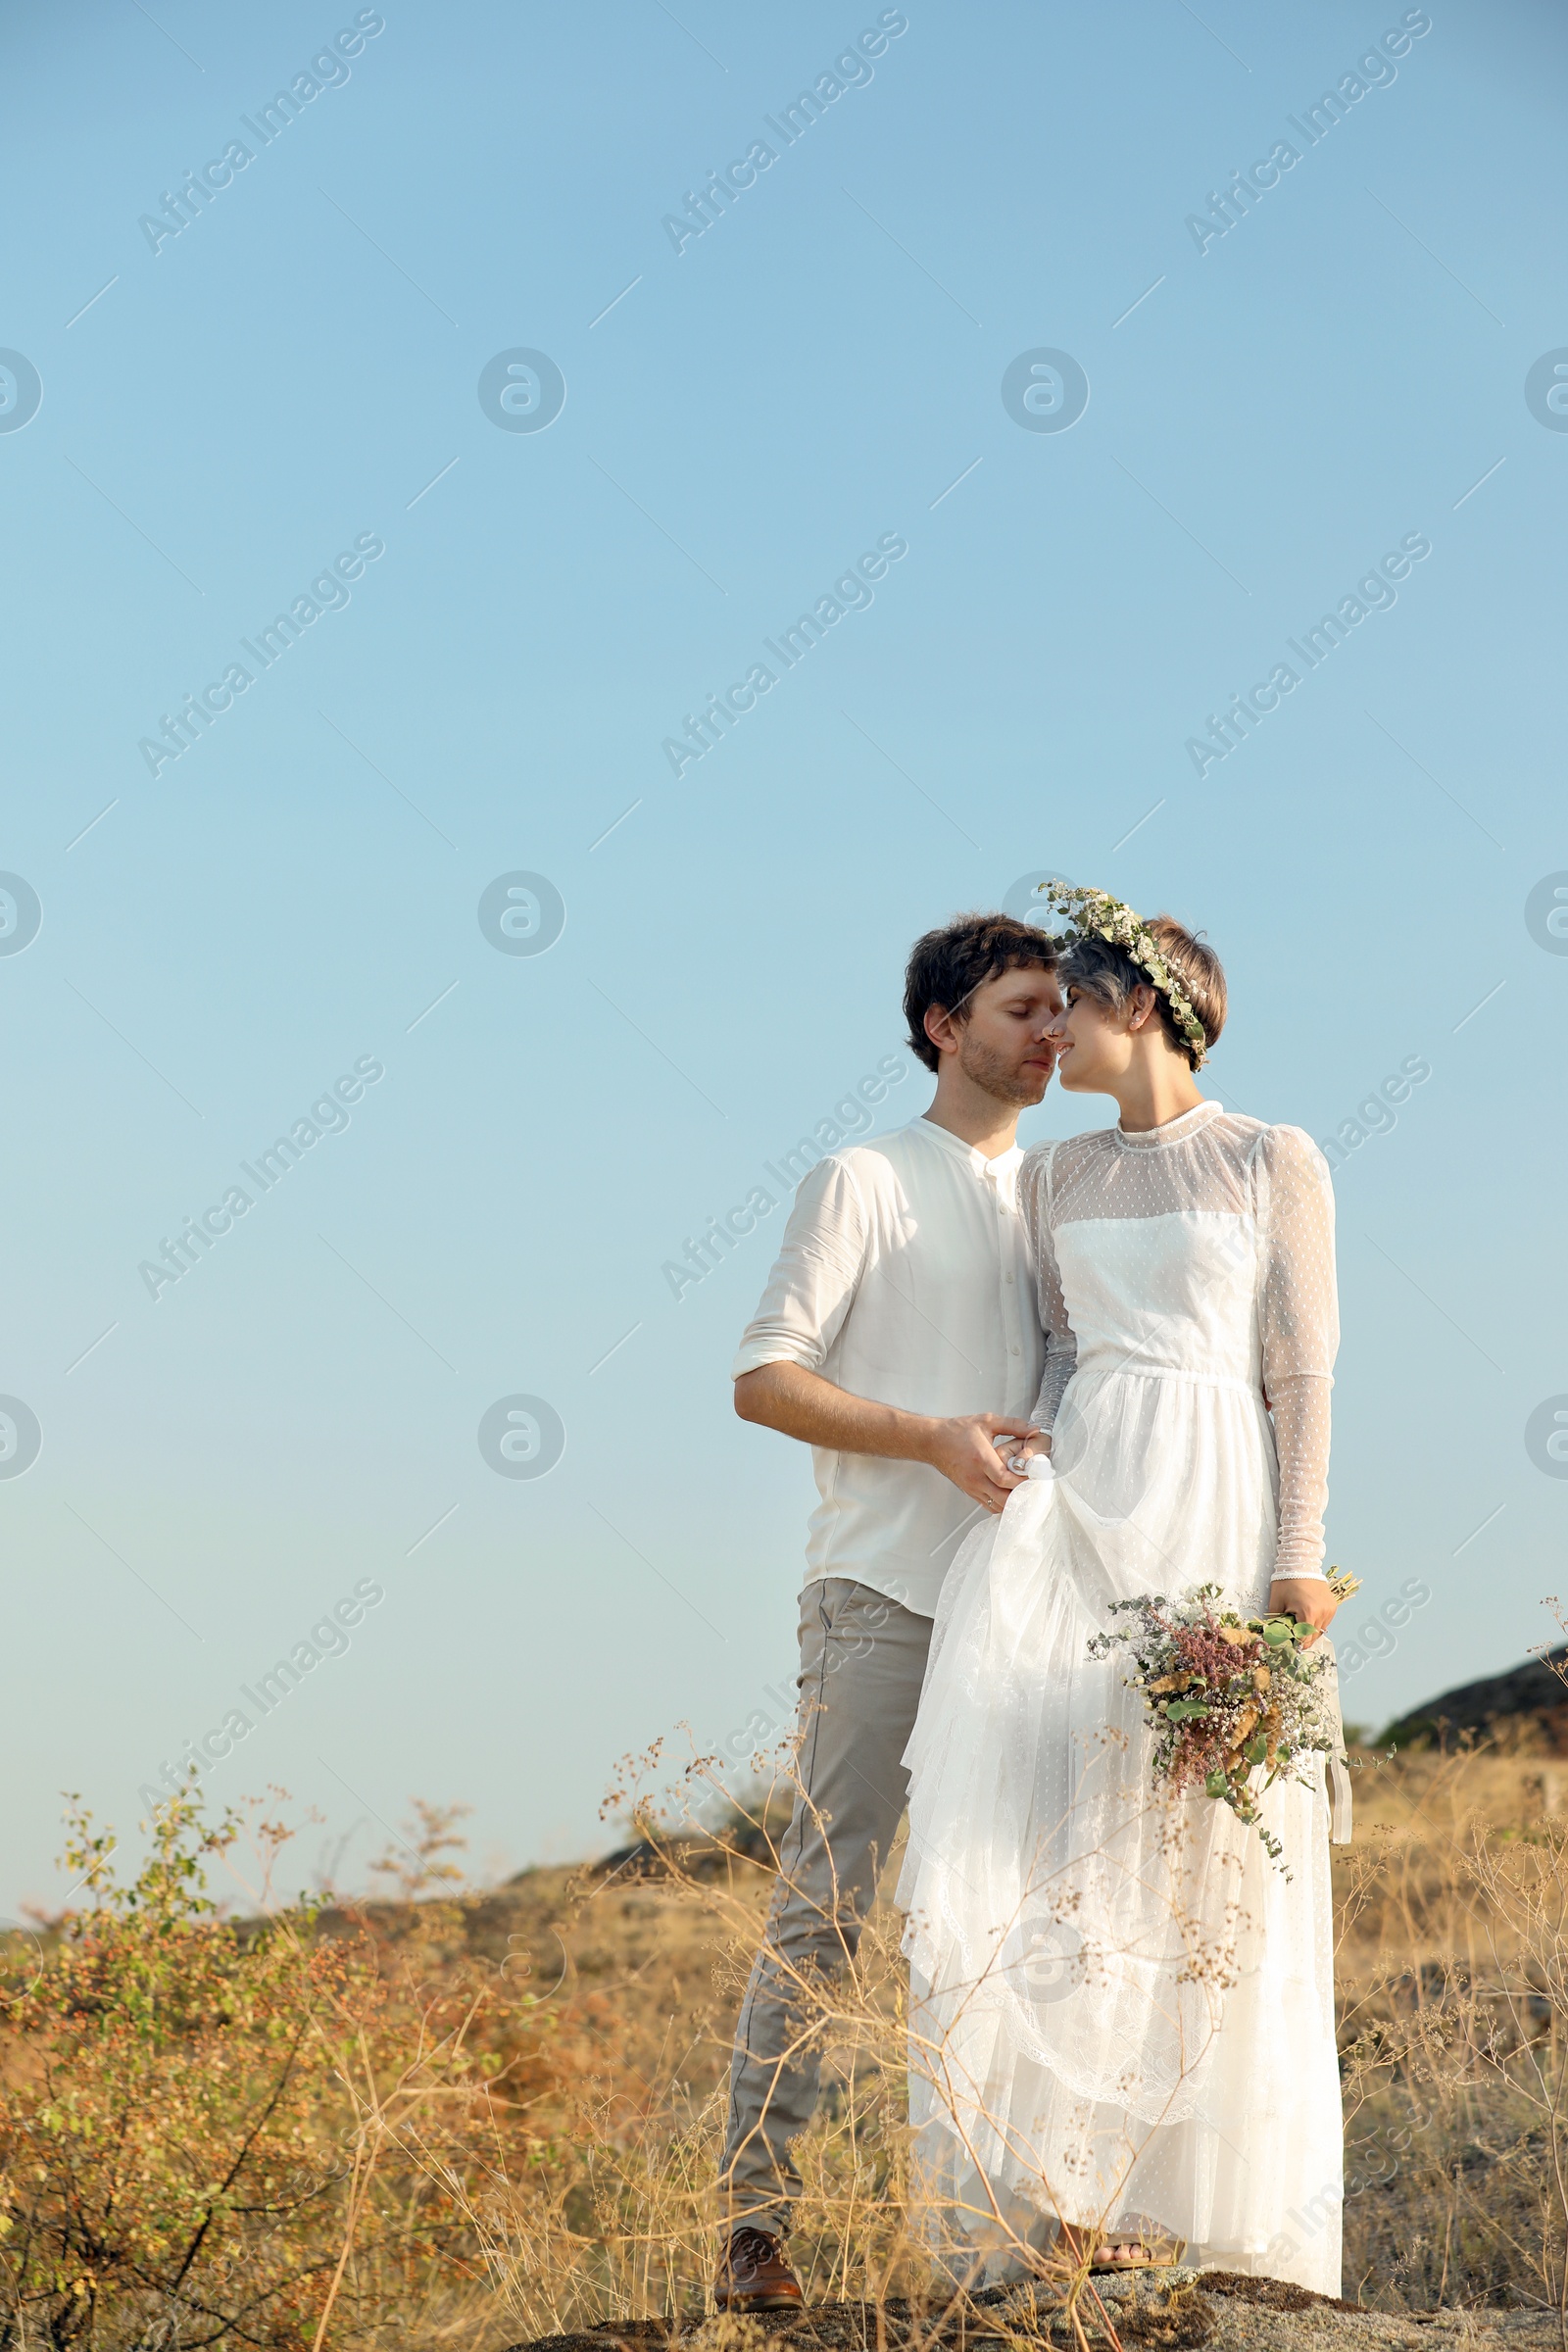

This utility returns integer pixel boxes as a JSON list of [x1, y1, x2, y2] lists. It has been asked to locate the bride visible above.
[[897, 887, 1347, 2294]]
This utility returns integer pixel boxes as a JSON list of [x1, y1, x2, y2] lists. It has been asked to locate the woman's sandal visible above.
[[1087, 2234, 1187, 2274]]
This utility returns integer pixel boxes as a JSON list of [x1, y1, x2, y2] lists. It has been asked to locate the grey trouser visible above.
[[719, 1575, 934, 2233]]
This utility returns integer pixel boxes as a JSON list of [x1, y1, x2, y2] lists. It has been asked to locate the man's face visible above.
[[952, 961, 1063, 1105]]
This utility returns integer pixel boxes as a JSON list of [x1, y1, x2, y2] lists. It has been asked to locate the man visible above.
[[715, 911, 1063, 2312]]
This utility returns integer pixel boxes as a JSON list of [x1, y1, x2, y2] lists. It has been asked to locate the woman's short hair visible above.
[[904, 913, 1059, 1075], [1057, 915, 1226, 1069]]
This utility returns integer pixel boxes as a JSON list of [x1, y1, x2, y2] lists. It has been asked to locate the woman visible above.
[[897, 887, 1346, 2293]]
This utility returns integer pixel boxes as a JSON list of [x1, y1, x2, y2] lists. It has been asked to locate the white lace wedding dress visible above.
[[898, 1102, 1346, 2293]]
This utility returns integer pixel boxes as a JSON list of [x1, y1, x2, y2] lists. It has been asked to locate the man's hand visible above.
[[1268, 1576, 1339, 1647], [734, 1364, 1042, 1516], [921, 1414, 1042, 1513]]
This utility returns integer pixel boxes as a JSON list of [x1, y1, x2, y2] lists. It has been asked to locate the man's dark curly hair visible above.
[[903, 913, 1058, 1076]]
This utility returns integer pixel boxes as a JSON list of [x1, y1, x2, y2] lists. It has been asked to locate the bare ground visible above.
[[513, 2269, 1568, 2352]]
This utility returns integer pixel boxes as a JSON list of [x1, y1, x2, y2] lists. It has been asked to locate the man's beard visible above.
[[957, 1034, 1052, 1106]]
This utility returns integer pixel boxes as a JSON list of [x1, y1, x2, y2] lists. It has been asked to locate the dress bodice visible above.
[[1018, 1100, 1339, 1578], [1053, 1210, 1260, 1391]]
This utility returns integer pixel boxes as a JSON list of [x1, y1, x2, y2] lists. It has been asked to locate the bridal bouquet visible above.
[[1088, 1570, 1360, 1867]]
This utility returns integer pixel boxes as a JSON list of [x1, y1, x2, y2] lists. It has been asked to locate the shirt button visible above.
[[1009, 1344, 1021, 1356]]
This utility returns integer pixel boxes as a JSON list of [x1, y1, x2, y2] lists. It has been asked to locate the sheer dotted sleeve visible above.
[[1254, 1124, 1339, 1582], [1018, 1146, 1076, 1433]]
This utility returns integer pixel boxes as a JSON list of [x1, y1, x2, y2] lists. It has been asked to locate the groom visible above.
[[715, 911, 1063, 2312]]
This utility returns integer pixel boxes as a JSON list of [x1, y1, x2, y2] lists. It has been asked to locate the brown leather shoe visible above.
[[713, 2225, 804, 2312]]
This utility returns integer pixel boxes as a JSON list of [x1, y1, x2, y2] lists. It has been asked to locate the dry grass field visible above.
[[5, 1724, 1568, 2352]]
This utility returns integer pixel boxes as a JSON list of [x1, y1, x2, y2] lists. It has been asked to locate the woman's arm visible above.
[[1012, 1148, 1073, 1464], [1257, 1126, 1341, 1638]]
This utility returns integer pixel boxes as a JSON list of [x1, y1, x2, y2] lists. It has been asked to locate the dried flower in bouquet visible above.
[[1088, 1569, 1360, 1871]]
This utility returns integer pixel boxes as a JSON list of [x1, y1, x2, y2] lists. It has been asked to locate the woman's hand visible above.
[[1268, 1576, 1339, 1647]]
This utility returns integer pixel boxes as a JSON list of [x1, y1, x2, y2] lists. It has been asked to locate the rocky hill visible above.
[[1380, 1644, 1568, 1753]]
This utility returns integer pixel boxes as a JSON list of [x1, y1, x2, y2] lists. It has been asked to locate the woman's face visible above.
[[1048, 981, 1148, 1093]]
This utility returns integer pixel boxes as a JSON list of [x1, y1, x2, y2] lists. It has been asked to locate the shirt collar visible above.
[[1113, 1099, 1223, 1151], [911, 1115, 1023, 1180]]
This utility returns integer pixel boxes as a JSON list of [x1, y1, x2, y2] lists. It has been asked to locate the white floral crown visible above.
[[1038, 881, 1209, 1067]]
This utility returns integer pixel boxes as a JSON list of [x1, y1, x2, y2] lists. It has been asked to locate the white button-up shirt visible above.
[[732, 1116, 1044, 1617]]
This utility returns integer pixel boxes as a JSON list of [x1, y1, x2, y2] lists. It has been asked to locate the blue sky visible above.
[[2, 0, 1564, 1908]]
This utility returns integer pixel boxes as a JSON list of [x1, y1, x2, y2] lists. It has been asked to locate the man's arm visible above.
[[734, 1359, 1037, 1515]]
